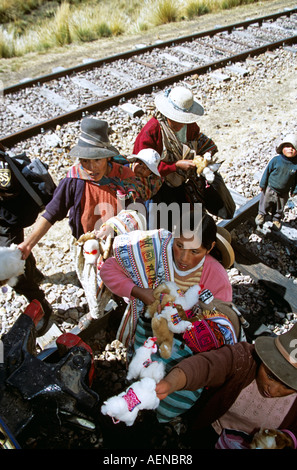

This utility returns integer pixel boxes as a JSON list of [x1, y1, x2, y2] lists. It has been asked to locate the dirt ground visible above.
[[0, 0, 296, 87]]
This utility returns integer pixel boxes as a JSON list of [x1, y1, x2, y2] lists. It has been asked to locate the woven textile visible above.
[[114, 229, 203, 423], [183, 310, 237, 354]]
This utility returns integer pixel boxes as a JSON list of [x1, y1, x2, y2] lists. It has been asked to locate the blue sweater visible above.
[[260, 153, 297, 197], [42, 178, 85, 239]]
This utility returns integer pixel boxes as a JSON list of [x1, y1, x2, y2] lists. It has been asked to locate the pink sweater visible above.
[[100, 253, 232, 302]]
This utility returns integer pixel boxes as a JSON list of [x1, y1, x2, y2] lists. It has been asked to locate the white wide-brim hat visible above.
[[155, 86, 204, 124], [127, 148, 161, 176], [276, 134, 297, 154]]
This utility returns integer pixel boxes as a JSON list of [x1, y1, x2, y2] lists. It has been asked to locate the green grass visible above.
[[0, 0, 266, 58]]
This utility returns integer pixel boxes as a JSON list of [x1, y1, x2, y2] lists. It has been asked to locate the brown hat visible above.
[[255, 323, 297, 391], [216, 226, 234, 269]]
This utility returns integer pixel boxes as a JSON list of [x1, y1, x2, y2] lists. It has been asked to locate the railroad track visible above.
[[1, 8, 297, 147]]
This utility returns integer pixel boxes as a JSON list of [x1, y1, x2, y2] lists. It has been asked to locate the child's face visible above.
[[133, 161, 152, 178], [173, 234, 212, 271], [282, 144, 297, 158]]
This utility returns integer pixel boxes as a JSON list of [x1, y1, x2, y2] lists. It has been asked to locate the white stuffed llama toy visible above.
[[101, 377, 160, 426], [0, 244, 26, 287], [193, 151, 221, 184], [83, 238, 100, 265], [126, 336, 165, 383], [145, 282, 200, 358]]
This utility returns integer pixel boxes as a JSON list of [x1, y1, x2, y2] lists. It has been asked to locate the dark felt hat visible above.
[[255, 323, 297, 391], [69, 118, 119, 159]]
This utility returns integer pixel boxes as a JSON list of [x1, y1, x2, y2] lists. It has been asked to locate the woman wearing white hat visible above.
[[133, 86, 220, 227]]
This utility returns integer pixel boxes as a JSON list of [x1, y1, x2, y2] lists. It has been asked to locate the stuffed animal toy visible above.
[[0, 244, 26, 287], [192, 151, 221, 184], [83, 239, 100, 265], [145, 282, 200, 359], [250, 428, 295, 449], [126, 336, 165, 383], [101, 377, 160, 426], [78, 231, 112, 261]]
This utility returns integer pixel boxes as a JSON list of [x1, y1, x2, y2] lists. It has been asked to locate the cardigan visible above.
[[173, 341, 297, 442]]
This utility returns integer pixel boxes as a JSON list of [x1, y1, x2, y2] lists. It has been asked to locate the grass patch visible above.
[[185, 0, 211, 19], [0, 0, 272, 58]]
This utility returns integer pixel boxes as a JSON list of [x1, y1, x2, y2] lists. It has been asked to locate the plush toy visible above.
[[145, 282, 200, 359], [126, 336, 165, 383], [79, 231, 113, 261], [250, 428, 295, 449], [0, 244, 26, 287], [192, 151, 221, 184], [83, 239, 100, 265], [101, 377, 160, 426]]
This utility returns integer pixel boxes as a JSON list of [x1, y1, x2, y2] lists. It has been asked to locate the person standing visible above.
[[255, 133, 297, 230]]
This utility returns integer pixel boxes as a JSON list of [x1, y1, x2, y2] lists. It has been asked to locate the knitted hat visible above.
[[276, 134, 297, 154]]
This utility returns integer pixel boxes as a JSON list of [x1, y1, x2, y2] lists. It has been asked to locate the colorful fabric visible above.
[[123, 387, 141, 412], [183, 309, 237, 353], [114, 229, 204, 423], [128, 162, 163, 200], [67, 161, 145, 202], [111, 229, 234, 423], [115, 229, 174, 346], [183, 319, 224, 353], [158, 113, 217, 188]]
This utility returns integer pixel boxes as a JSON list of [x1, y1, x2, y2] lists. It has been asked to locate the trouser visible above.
[[0, 225, 51, 315], [258, 186, 288, 221]]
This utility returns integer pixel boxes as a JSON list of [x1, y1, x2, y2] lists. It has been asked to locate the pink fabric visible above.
[[100, 253, 232, 302], [212, 379, 297, 435]]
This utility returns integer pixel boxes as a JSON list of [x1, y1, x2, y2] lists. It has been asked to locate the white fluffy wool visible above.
[[0, 244, 25, 286], [101, 377, 160, 426]]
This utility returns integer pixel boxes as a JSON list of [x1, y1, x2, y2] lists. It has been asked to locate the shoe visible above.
[[255, 214, 265, 226], [272, 220, 281, 230]]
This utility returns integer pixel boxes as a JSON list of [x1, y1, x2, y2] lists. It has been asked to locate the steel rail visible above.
[[1, 34, 297, 148], [2, 7, 297, 96]]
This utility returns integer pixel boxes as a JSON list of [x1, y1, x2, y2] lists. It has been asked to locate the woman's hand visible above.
[[176, 160, 196, 171], [155, 379, 172, 400], [17, 242, 31, 260], [155, 368, 187, 400], [131, 286, 155, 305]]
